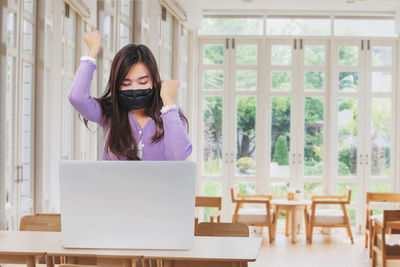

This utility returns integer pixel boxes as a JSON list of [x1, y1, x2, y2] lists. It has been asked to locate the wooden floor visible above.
[[249, 232, 399, 267]]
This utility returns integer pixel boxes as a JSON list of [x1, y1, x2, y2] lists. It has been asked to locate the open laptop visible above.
[[59, 160, 196, 250]]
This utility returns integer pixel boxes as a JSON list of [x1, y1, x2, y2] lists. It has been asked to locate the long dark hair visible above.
[[85, 44, 188, 160]]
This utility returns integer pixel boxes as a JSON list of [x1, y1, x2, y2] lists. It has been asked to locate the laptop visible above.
[[59, 160, 196, 249]]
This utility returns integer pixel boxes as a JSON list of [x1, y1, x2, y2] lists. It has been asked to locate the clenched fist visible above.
[[160, 80, 180, 106], [84, 30, 102, 58]]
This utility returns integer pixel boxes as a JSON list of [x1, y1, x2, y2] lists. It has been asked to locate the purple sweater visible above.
[[68, 60, 192, 160]]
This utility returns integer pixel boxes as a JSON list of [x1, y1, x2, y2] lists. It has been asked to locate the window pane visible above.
[[203, 96, 223, 175], [304, 97, 324, 176], [372, 72, 392, 92], [236, 181, 256, 195], [271, 71, 291, 91], [165, 18, 172, 46], [103, 60, 111, 88], [203, 45, 223, 65], [120, 0, 132, 17], [67, 12, 76, 43], [304, 183, 323, 199], [305, 45, 325, 66], [203, 70, 223, 90], [163, 50, 171, 79], [338, 98, 358, 177], [104, 15, 113, 50], [266, 17, 331, 36], [339, 46, 359, 66], [370, 183, 390, 193], [199, 17, 263, 35], [237, 44, 257, 65], [334, 18, 396, 37], [67, 47, 75, 73], [236, 96, 256, 175], [271, 45, 291, 65], [236, 70, 256, 91], [6, 57, 15, 208], [371, 98, 391, 177], [339, 72, 358, 92], [24, 0, 35, 14], [201, 181, 222, 221], [120, 23, 131, 49], [21, 62, 33, 201], [337, 183, 357, 202], [7, 12, 16, 47], [372, 46, 392, 67], [305, 71, 324, 91], [270, 97, 291, 177], [270, 182, 289, 199], [106, 0, 114, 6], [23, 20, 34, 54]]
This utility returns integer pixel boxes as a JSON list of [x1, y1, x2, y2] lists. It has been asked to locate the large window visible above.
[[5, 0, 37, 230], [196, 14, 398, 231], [198, 14, 396, 37], [158, 6, 173, 80]]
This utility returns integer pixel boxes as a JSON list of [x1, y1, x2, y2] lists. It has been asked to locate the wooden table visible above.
[[271, 199, 311, 244], [0, 231, 262, 267]]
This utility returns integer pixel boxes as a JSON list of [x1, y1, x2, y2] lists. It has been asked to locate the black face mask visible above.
[[117, 88, 155, 110]]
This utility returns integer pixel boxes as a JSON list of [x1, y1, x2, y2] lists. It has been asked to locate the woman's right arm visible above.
[[68, 30, 103, 125]]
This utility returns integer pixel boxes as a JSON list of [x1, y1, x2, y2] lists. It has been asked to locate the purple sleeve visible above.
[[161, 108, 193, 160], [68, 60, 103, 125]]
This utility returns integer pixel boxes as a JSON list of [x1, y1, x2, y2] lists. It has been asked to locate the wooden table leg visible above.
[[46, 255, 55, 267], [304, 206, 309, 241], [285, 209, 290, 236], [26, 255, 36, 267], [291, 207, 298, 244], [97, 257, 133, 267]]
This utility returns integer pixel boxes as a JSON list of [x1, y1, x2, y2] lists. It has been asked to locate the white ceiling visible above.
[[178, 0, 400, 12], [175, 0, 400, 29]]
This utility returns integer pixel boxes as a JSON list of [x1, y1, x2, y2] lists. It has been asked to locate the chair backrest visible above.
[[196, 222, 249, 237], [195, 196, 222, 210], [19, 213, 61, 232], [366, 192, 400, 205], [383, 210, 400, 229], [344, 188, 352, 204], [230, 187, 272, 202]]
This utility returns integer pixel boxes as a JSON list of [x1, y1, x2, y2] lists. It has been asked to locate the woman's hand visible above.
[[84, 30, 102, 58], [160, 80, 179, 106]]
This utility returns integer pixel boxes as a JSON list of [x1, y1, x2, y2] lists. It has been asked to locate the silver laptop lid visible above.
[[59, 160, 196, 249]]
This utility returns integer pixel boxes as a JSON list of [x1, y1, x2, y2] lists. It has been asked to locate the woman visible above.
[[68, 30, 192, 160]]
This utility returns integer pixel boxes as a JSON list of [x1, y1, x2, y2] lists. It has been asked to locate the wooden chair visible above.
[[372, 210, 400, 267], [196, 222, 249, 237], [20, 213, 62, 232], [18, 213, 99, 267], [231, 187, 274, 243], [194, 196, 222, 234], [365, 192, 400, 258], [307, 188, 354, 244]]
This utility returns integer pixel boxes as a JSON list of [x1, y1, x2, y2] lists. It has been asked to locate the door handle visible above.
[[298, 153, 302, 164], [359, 154, 363, 165], [365, 154, 369, 165], [14, 165, 21, 183]]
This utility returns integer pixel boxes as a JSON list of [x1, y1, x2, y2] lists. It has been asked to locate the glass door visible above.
[[5, 0, 36, 230], [266, 39, 298, 199], [198, 38, 231, 221], [298, 39, 329, 199], [228, 39, 260, 195], [331, 39, 397, 230], [332, 39, 365, 229]]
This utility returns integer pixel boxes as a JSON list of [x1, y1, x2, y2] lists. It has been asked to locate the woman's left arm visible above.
[[161, 108, 192, 160]]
